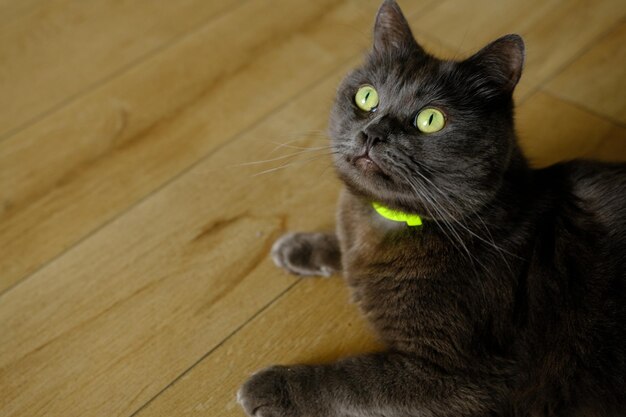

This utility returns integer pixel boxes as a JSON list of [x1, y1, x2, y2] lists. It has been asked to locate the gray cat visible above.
[[238, 1, 626, 416]]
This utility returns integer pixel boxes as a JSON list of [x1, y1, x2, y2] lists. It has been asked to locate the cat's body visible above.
[[337, 160, 626, 416], [238, 1, 625, 416]]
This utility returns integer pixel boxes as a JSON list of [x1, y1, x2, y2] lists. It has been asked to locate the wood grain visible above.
[[0, 32, 456, 415], [135, 278, 381, 417], [546, 21, 626, 125], [0, 1, 625, 417], [517, 91, 626, 167], [0, 0, 242, 138], [0, 0, 41, 26], [0, 65, 343, 416], [414, 0, 626, 98], [0, 0, 432, 293]]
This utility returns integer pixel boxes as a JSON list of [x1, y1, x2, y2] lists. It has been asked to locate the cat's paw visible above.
[[271, 233, 340, 277], [237, 366, 300, 417]]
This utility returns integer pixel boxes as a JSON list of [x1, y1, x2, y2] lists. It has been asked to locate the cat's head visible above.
[[329, 0, 525, 220]]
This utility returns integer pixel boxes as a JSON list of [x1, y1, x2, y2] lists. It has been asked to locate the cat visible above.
[[237, 1, 626, 416]]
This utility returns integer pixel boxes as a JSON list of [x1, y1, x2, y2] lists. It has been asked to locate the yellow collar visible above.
[[372, 202, 422, 227]]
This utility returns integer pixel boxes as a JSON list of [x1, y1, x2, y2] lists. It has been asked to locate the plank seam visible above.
[[540, 90, 626, 129], [0, 52, 356, 300], [127, 280, 301, 417], [0, 1, 442, 297], [519, 16, 626, 106], [0, 0, 441, 300]]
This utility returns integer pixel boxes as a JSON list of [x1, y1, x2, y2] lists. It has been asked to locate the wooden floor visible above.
[[0, 0, 625, 416]]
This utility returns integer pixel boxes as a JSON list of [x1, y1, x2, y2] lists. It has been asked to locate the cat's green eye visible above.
[[355, 85, 379, 112], [415, 108, 445, 133]]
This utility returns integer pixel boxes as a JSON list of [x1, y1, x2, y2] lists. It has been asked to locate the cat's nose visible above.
[[359, 128, 384, 149]]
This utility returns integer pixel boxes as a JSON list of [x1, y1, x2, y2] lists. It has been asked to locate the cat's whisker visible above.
[[251, 152, 337, 177], [409, 159, 520, 265], [265, 131, 329, 153], [389, 157, 465, 247], [392, 158, 512, 298], [390, 162, 478, 268], [417, 174, 517, 276], [391, 154, 489, 273], [270, 141, 332, 151], [235, 148, 332, 167], [408, 170, 503, 268], [319, 162, 337, 177]]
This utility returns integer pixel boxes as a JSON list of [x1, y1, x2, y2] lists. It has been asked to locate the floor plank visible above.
[[0, 28, 455, 412], [0, 65, 342, 416], [1, 1, 625, 417], [516, 91, 626, 167], [414, 0, 626, 98], [0, 0, 247, 139], [0, 0, 432, 294], [135, 278, 380, 417], [0, 29, 454, 416], [545, 21, 626, 125]]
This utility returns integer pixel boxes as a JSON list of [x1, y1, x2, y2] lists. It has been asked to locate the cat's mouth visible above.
[[353, 153, 381, 173], [350, 147, 387, 176]]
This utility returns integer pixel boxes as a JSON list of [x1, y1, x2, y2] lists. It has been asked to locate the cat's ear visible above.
[[465, 34, 525, 94], [373, 0, 424, 54]]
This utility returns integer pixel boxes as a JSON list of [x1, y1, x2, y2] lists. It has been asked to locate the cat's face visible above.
[[329, 0, 524, 220]]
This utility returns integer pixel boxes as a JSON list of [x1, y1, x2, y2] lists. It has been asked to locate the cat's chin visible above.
[[335, 155, 393, 191], [335, 161, 408, 206], [353, 154, 383, 175], [351, 149, 398, 182]]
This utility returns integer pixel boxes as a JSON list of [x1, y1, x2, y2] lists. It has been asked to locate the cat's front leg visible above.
[[238, 365, 331, 417], [238, 352, 502, 417], [271, 232, 341, 277]]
